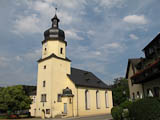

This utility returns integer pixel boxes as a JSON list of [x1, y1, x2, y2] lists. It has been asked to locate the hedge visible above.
[[129, 98, 160, 120]]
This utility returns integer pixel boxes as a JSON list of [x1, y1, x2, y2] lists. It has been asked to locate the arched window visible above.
[[85, 90, 90, 110], [96, 90, 100, 109], [105, 91, 109, 108]]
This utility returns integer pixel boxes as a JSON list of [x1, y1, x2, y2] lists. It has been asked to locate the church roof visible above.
[[43, 14, 66, 45], [67, 68, 110, 89], [37, 53, 71, 63]]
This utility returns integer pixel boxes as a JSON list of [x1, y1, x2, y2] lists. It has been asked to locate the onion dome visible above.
[[43, 14, 65, 42]]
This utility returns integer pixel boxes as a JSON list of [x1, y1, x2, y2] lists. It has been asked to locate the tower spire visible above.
[[51, 7, 60, 28], [55, 7, 57, 14]]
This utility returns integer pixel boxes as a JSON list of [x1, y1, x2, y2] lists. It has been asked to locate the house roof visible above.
[[67, 67, 110, 89], [125, 58, 141, 79], [142, 33, 160, 51]]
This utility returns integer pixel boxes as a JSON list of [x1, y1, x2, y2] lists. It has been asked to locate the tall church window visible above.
[[85, 90, 90, 110], [96, 90, 100, 109], [41, 94, 47, 102], [105, 91, 109, 108]]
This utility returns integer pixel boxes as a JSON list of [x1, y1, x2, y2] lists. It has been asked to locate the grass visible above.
[[0, 115, 8, 119]]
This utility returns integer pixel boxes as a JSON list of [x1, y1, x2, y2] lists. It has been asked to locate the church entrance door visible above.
[[64, 103, 67, 114]]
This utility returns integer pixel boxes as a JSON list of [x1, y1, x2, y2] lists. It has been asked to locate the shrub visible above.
[[119, 100, 132, 109], [129, 98, 160, 120], [111, 106, 123, 120]]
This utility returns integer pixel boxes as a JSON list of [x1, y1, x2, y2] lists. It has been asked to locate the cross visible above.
[[55, 7, 57, 14]]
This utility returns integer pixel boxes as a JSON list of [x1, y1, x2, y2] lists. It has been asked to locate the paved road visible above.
[[63, 114, 112, 120], [2, 114, 112, 120], [29, 114, 112, 120]]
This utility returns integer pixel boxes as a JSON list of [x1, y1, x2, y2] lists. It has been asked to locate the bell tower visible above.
[[36, 12, 71, 118], [42, 13, 67, 59]]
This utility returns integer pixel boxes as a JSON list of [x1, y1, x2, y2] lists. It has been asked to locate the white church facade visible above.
[[30, 14, 113, 118]]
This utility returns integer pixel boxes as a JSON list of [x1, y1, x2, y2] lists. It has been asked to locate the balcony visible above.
[[131, 59, 160, 84]]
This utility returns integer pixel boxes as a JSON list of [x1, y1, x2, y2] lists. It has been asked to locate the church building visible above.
[[30, 14, 113, 118]]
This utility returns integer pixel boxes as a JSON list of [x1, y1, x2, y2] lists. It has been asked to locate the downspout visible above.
[[72, 97, 74, 117], [51, 61, 53, 118], [77, 86, 79, 117], [142, 83, 145, 98]]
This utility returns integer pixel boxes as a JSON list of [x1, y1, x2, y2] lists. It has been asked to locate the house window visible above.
[[41, 94, 47, 102], [149, 48, 154, 54], [154, 87, 160, 97], [44, 65, 46, 69], [137, 91, 140, 99], [147, 88, 153, 97], [132, 93, 135, 100], [85, 90, 90, 110], [105, 91, 109, 108], [43, 81, 46, 87], [46, 109, 50, 114], [60, 48, 63, 54], [96, 90, 100, 109], [57, 94, 62, 102]]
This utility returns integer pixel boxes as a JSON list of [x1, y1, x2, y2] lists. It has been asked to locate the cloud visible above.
[[106, 42, 122, 48], [94, 7, 101, 13], [0, 56, 9, 67], [98, 0, 126, 8], [129, 34, 139, 40], [12, 14, 41, 35], [1, 0, 158, 86], [15, 56, 22, 61], [23, 49, 41, 61], [12, 0, 87, 35], [123, 15, 148, 24], [65, 29, 83, 40], [100, 42, 126, 52]]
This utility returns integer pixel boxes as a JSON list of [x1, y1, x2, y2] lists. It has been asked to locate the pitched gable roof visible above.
[[125, 58, 141, 79], [142, 33, 160, 51], [67, 67, 110, 89]]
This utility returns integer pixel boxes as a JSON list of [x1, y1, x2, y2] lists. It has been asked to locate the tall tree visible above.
[[112, 77, 129, 106], [0, 85, 32, 113]]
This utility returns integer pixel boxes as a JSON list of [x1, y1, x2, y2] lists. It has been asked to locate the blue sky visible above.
[[0, 0, 160, 86]]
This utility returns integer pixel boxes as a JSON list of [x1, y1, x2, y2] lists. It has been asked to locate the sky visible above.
[[0, 0, 160, 86]]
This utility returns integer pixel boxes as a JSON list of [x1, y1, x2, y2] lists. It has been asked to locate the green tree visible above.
[[0, 85, 32, 113], [112, 77, 129, 106]]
